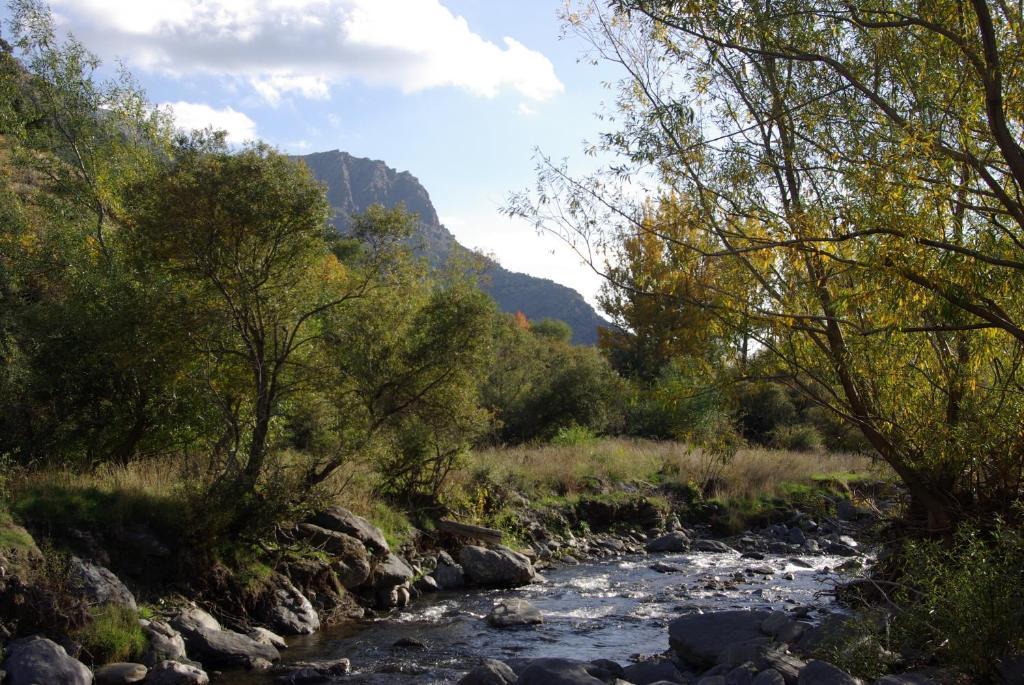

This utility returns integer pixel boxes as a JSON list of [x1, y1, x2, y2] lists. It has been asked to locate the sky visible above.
[[4, 0, 627, 306]]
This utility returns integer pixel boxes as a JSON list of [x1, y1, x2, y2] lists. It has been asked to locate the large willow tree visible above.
[[509, 0, 1024, 529]]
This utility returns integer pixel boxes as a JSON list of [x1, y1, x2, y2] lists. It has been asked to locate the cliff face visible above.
[[298, 150, 607, 345]]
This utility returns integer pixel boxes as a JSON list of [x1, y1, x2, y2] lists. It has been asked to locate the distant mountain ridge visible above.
[[298, 150, 607, 345]]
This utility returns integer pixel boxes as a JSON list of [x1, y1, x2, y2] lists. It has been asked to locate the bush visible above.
[[76, 604, 147, 665], [889, 521, 1024, 678], [768, 424, 823, 452], [737, 383, 797, 444], [550, 424, 597, 447]]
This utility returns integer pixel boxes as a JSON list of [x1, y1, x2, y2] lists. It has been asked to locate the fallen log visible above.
[[437, 519, 503, 545]]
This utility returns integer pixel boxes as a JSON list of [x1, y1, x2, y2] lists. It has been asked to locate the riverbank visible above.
[[0, 441, 896, 684]]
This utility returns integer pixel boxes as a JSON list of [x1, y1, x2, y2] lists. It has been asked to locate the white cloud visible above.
[[518, 102, 538, 117], [164, 101, 258, 144], [52, 0, 564, 105]]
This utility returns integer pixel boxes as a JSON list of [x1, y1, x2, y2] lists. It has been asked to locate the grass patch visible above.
[[76, 604, 148, 665], [0, 510, 36, 553]]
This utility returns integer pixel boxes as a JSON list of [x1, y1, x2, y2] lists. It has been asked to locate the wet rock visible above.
[[746, 565, 775, 576], [249, 627, 288, 650], [650, 561, 686, 573], [753, 669, 786, 685], [825, 542, 859, 557], [393, 637, 425, 649], [742, 552, 766, 560], [798, 660, 858, 685], [71, 557, 137, 610], [272, 659, 350, 683], [486, 598, 543, 628], [140, 619, 189, 666], [787, 558, 814, 569], [762, 612, 794, 637], [458, 659, 517, 685], [694, 540, 736, 554], [434, 551, 467, 590], [94, 662, 147, 684], [873, 673, 941, 685], [517, 658, 621, 684], [726, 663, 758, 685], [646, 532, 690, 553], [787, 529, 807, 546], [311, 507, 389, 555], [718, 639, 773, 669], [415, 574, 440, 593], [622, 659, 688, 684], [669, 610, 774, 668], [560, 555, 580, 566], [145, 661, 209, 685], [460, 545, 535, 587], [266, 575, 320, 635], [1, 636, 93, 685], [698, 677, 727, 685]]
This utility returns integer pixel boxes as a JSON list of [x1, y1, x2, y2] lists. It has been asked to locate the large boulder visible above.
[[693, 540, 737, 554], [460, 545, 535, 587], [645, 531, 690, 553], [517, 658, 622, 684], [485, 599, 543, 628], [140, 619, 189, 666], [669, 610, 774, 668], [331, 552, 372, 589], [311, 507, 389, 555], [94, 663, 147, 685], [1, 635, 93, 685], [373, 553, 415, 589], [294, 523, 367, 559], [145, 661, 210, 685], [71, 557, 137, 610], [265, 575, 320, 635], [458, 659, 517, 685], [172, 608, 279, 669]]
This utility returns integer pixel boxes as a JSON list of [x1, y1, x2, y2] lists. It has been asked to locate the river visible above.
[[221, 547, 851, 684]]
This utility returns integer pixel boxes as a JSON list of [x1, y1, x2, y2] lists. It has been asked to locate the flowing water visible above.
[[223, 548, 851, 684]]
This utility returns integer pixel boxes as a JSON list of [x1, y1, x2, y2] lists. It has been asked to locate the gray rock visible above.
[[1, 636, 93, 685], [170, 607, 222, 634], [311, 507, 389, 554], [693, 540, 736, 554], [71, 557, 137, 610], [698, 678, 727, 685], [753, 670, 786, 685], [787, 558, 814, 569], [669, 610, 774, 667], [249, 626, 288, 650], [457, 659, 517, 685], [295, 523, 366, 556], [799, 661, 858, 685], [646, 531, 690, 553], [726, 663, 757, 685], [175, 623, 280, 669], [761, 611, 793, 636], [145, 661, 209, 685], [873, 674, 940, 685], [331, 553, 372, 589], [622, 659, 688, 684], [825, 542, 859, 557], [787, 529, 807, 545], [459, 545, 535, 587], [373, 553, 415, 589], [140, 619, 189, 667], [272, 659, 350, 684], [485, 598, 543, 628], [434, 552, 466, 590], [94, 663, 147, 684], [718, 639, 772, 669], [650, 561, 686, 573], [517, 658, 621, 684], [415, 574, 440, 593], [266, 576, 320, 635]]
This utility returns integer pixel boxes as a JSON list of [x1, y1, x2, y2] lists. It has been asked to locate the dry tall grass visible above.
[[461, 438, 881, 502]]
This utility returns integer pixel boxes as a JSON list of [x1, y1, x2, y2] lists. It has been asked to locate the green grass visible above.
[[366, 501, 413, 550], [76, 604, 148, 665], [0, 511, 36, 553]]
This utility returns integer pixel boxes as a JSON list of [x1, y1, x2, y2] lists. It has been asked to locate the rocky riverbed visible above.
[[2, 489, 904, 685]]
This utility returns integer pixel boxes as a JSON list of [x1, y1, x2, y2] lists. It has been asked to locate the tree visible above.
[[509, 0, 1024, 529], [126, 138, 350, 502]]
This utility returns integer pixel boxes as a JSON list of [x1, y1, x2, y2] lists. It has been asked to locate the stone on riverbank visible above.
[[1, 636, 93, 685], [140, 619, 189, 666], [271, 658, 350, 684], [517, 658, 623, 684], [485, 598, 543, 628], [433, 551, 466, 590], [693, 540, 737, 554], [172, 608, 280, 669], [71, 557, 137, 610], [798, 660, 859, 685], [145, 661, 209, 685], [622, 658, 689, 684], [94, 662, 147, 684], [669, 610, 774, 668], [265, 575, 320, 635], [645, 531, 690, 553], [311, 507, 389, 555], [457, 659, 517, 685], [460, 545, 535, 587]]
